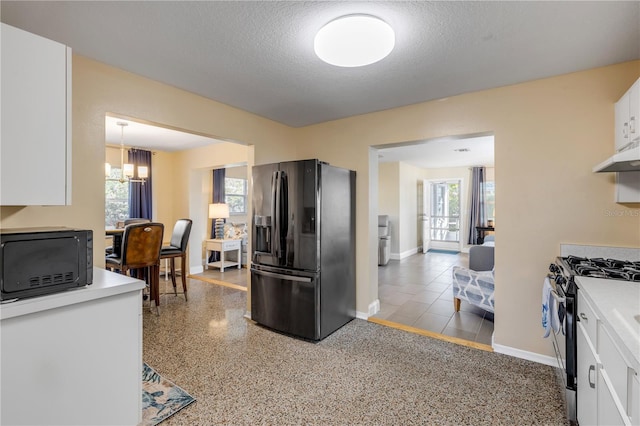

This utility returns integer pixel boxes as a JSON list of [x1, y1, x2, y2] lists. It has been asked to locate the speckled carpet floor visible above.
[[143, 278, 568, 425]]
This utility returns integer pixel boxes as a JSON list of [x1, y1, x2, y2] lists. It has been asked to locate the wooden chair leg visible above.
[[150, 265, 160, 315], [180, 254, 188, 301], [169, 258, 178, 295], [453, 297, 461, 312]]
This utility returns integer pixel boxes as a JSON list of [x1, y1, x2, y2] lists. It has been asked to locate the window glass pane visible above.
[[484, 181, 495, 221], [429, 181, 460, 242], [225, 177, 247, 214], [105, 168, 130, 227]]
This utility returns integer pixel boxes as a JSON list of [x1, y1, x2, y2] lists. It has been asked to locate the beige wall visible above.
[[2, 53, 638, 360], [295, 60, 640, 357], [0, 55, 294, 269], [378, 162, 400, 254], [172, 141, 250, 270]]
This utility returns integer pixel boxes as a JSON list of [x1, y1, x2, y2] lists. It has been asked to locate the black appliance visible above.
[[1, 227, 93, 301], [251, 159, 356, 341], [547, 255, 639, 423]]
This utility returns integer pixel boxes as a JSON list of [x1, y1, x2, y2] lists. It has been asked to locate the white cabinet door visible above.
[[577, 322, 599, 426], [616, 90, 631, 152], [0, 23, 71, 205], [629, 80, 640, 145], [631, 372, 640, 426], [599, 368, 629, 426]]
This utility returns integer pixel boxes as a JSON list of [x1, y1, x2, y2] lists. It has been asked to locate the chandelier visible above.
[[105, 122, 148, 184]]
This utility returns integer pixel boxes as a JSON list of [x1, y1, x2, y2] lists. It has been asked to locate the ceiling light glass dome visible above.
[[314, 15, 395, 67]]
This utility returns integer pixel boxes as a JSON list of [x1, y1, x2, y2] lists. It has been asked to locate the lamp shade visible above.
[[314, 14, 395, 67], [209, 203, 230, 219], [137, 166, 149, 179]]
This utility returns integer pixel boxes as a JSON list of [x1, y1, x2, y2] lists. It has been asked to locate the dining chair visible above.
[[106, 222, 164, 314], [106, 218, 151, 255], [159, 219, 193, 301]]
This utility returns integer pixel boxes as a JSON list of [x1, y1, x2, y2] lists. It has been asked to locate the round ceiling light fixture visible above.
[[314, 14, 395, 67]]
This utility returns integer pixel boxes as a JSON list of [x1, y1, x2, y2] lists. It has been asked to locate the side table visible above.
[[204, 239, 242, 271], [475, 226, 495, 245]]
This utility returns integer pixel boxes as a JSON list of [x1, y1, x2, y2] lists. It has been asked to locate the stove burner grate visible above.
[[563, 256, 640, 282]]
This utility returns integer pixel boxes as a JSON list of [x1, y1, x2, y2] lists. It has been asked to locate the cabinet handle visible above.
[[588, 365, 596, 389], [630, 116, 636, 134], [580, 312, 588, 321], [623, 122, 629, 138]]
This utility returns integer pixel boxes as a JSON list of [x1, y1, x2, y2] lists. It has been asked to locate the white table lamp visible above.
[[209, 203, 230, 239]]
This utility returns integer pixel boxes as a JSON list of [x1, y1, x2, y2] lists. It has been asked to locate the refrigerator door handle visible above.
[[252, 268, 313, 283], [271, 171, 279, 259]]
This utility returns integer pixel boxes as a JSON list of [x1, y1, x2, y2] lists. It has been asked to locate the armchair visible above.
[[452, 242, 495, 313]]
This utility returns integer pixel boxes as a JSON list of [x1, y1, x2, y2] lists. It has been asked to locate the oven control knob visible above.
[[549, 264, 560, 273], [555, 275, 566, 285]]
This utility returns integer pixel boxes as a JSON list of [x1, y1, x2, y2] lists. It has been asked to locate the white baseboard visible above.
[[190, 265, 204, 274], [357, 299, 380, 319], [492, 342, 562, 367], [390, 247, 419, 261]]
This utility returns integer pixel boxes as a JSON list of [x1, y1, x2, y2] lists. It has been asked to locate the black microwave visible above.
[[0, 227, 93, 301]]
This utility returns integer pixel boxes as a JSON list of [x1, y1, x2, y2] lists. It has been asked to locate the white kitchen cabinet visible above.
[[577, 292, 600, 425], [629, 80, 640, 147], [597, 323, 632, 425], [577, 321, 599, 425], [576, 281, 639, 426], [631, 372, 640, 426], [616, 89, 631, 152], [598, 368, 629, 426], [0, 23, 71, 205], [0, 268, 144, 425], [615, 78, 640, 152]]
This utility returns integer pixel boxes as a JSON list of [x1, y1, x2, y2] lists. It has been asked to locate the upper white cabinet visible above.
[[615, 79, 640, 152], [1, 23, 71, 205]]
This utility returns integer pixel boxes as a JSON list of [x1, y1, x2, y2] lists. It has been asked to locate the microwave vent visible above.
[[28, 272, 75, 288]]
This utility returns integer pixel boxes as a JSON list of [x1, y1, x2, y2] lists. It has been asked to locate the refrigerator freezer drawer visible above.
[[250, 267, 319, 340]]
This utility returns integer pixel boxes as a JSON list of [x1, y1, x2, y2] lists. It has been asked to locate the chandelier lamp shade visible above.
[[105, 121, 148, 184], [209, 203, 230, 240]]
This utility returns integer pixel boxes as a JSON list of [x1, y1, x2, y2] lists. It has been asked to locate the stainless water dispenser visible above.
[[254, 215, 271, 254]]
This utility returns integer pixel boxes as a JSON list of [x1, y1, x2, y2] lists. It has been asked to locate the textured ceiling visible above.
[[2, 1, 639, 129]]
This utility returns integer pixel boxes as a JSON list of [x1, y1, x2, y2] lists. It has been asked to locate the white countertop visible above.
[[576, 276, 640, 372], [0, 267, 145, 320]]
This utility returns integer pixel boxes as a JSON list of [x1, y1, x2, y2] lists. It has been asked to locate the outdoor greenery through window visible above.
[[430, 181, 460, 242], [484, 181, 495, 222], [105, 168, 129, 227], [225, 177, 247, 215]]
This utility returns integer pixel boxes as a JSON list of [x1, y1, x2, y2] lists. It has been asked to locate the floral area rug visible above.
[[142, 363, 196, 426]]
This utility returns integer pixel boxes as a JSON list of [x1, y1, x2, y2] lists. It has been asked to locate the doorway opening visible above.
[[422, 179, 462, 253], [372, 133, 495, 347]]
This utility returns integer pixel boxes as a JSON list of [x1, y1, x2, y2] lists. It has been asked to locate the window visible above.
[[430, 181, 460, 242], [484, 181, 495, 222], [225, 177, 247, 215], [105, 168, 129, 227]]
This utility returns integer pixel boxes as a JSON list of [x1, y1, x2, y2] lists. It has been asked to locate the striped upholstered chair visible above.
[[451, 241, 495, 314]]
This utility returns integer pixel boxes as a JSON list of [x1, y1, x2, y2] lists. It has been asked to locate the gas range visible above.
[[548, 245, 640, 424], [560, 255, 640, 282]]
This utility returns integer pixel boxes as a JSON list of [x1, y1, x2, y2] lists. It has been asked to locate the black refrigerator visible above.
[[251, 159, 356, 341]]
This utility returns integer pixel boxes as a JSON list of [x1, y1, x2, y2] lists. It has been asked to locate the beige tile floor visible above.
[[373, 250, 494, 345], [189, 250, 493, 346]]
